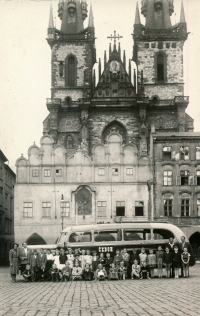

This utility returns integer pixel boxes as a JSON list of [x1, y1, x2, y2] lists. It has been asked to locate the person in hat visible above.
[[156, 245, 164, 278]]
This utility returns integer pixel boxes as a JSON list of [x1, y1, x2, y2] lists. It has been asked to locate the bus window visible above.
[[69, 231, 92, 243], [94, 230, 122, 242], [124, 229, 151, 241], [153, 229, 174, 240]]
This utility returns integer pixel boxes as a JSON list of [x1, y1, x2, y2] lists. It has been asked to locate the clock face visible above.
[[110, 60, 120, 73]]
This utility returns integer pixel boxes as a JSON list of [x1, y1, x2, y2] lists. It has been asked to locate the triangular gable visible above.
[[94, 48, 136, 99]]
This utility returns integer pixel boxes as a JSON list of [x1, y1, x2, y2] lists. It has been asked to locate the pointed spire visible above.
[[118, 42, 121, 58], [99, 58, 101, 82], [134, 1, 141, 25], [88, 4, 94, 28], [123, 50, 126, 70], [104, 51, 107, 70], [48, 3, 54, 29], [109, 43, 112, 58], [180, 0, 186, 23]]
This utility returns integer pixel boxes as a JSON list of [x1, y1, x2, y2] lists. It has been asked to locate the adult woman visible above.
[[9, 243, 19, 283]]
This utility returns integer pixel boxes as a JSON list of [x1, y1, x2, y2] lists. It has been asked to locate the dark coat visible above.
[[163, 252, 172, 265], [37, 254, 47, 268]]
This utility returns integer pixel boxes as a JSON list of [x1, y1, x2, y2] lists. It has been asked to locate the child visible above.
[[79, 249, 87, 269], [121, 248, 130, 269], [99, 253, 106, 267], [113, 249, 123, 268], [72, 260, 82, 280], [118, 261, 127, 280], [50, 263, 60, 282], [96, 264, 107, 281], [59, 248, 67, 270], [131, 259, 140, 280], [108, 263, 118, 280], [105, 253, 113, 274], [156, 246, 164, 278], [66, 248, 75, 269], [74, 249, 80, 261], [53, 249, 61, 270], [82, 263, 94, 281], [22, 264, 33, 282], [85, 249, 93, 268], [61, 261, 72, 281], [139, 248, 147, 266], [173, 245, 181, 279], [147, 249, 156, 278], [92, 250, 99, 272], [140, 262, 150, 279], [181, 247, 190, 278], [163, 246, 172, 278]]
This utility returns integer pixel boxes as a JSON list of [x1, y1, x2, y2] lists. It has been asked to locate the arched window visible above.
[[157, 54, 164, 81], [66, 136, 73, 149], [65, 55, 77, 87]]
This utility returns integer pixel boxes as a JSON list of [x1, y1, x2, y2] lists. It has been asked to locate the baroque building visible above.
[[0, 150, 15, 265], [15, 0, 200, 257]]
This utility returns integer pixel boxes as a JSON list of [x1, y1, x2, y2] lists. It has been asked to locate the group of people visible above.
[[9, 236, 191, 283]]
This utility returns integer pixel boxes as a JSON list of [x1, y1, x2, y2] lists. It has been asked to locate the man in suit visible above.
[[19, 242, 32, 274], [37, 248, 47, 280]]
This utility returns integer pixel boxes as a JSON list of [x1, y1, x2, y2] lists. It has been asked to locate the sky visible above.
[[0, 0, 200, 171]]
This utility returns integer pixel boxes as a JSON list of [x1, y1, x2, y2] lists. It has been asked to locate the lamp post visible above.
[[61, 194, 64, 230]]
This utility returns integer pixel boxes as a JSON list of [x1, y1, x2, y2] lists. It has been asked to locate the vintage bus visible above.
[[56, 222, 195, 266]]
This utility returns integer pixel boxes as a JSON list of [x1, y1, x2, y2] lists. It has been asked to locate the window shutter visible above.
[[189, 176, 194, 186]]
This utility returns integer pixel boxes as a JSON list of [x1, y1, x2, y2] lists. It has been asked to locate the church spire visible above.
[[48, 3, 54, 29], [88, 4, 94, 28], [141, 0, 174, 29], [134, 1, 141, 24], [180, 0, 186, 23]]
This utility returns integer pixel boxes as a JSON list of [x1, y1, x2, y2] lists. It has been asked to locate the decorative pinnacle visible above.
[[107, 31, 123, 49]]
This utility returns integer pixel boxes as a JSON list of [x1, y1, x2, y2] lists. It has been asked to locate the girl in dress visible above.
[[85, 249, 93, 268], [173, 245, 181, 278], [139, 248, 147, 266], [118, 261, 127, 280], [53, 249, 61, 270], [92, 250, 99, 273], [72, 260, 82, 280], [131, 259, 140, 279], [121, 248, 130, 270], [147, 249, 156, 278], [156, 245, 164, 278], [79, 249, 87, 269], [181, 247, 190, 278], [9, 243, 19, 283], [113, 249, 123, 268], [95, 263, 107, 281], [66, 248, 75, 269]]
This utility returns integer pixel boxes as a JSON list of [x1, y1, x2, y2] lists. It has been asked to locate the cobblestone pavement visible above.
[[0, 265, 200, 316]]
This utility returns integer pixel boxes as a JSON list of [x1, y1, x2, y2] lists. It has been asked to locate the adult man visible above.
[[19, 242, 31, 274]]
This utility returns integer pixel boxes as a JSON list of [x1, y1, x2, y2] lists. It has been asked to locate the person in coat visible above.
[[19, 242, 32, 274], [37, 248, 47, 280], [9, 243, 19, 283]]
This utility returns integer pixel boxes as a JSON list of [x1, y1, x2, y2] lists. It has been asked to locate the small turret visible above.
[[81, 0, 88, 21], [135, 1, 141, 24], [88, 4, 94, 28], [67, 0, 76, 17], [58, 0, 64, 20], [180, 0, 186, 23]]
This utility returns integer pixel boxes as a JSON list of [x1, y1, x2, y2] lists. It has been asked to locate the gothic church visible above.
[[15, 0, 200, 256]]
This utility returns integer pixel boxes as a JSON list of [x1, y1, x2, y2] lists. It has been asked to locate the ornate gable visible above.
[[94, 48, 136, 100]]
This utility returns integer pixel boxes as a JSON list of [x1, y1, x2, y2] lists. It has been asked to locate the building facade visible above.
[[14, 0, 200, 256], [0, 150, 15, 265]]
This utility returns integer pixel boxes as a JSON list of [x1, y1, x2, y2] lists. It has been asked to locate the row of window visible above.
[[23, 201, 144, 218], [32, 168, 134, 177], [163, 170, 200, 186], [164, 198, 200, 217], [162, 146, 200, 161], [145, 42, 177, 49], [0, 167, 13, 188]]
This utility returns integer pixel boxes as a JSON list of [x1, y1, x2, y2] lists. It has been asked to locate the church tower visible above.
[[45, 0, 96, 144], [133, 0, 189, 132]]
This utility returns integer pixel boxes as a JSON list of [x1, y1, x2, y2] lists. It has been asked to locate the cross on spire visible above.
[[107, 31, 123, 47]]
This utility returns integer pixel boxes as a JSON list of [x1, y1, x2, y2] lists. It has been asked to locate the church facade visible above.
[[14, 0, 200, 256]]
